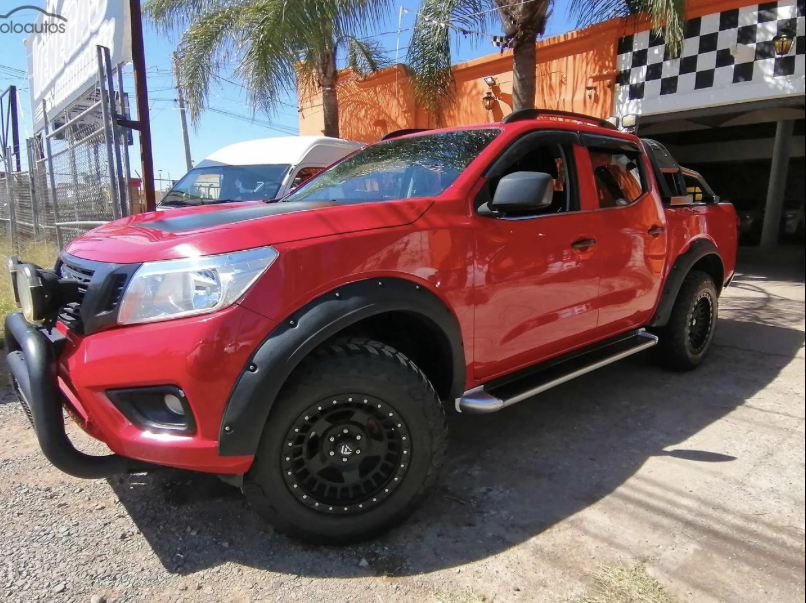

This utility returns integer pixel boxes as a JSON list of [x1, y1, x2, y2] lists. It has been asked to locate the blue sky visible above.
[[0, 0, 576, 183]]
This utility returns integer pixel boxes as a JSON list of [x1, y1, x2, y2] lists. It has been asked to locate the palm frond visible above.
[[569, 0, 685, 55], [173, 5, 245, 124], [147, 0, 395, 130], [344, 37, 391, 76], [234, 3, 303, 118], [642, 0, 686, 56], [143, 0, 231, 32], [407, 0, 494, 122]]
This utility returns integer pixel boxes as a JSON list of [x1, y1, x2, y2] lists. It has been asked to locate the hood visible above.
[[66, 199, 434, 263]]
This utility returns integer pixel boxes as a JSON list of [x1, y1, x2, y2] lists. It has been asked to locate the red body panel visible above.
[[57, 305, 276, 473], [59, 118, 738, 474], [67, 199, 434, 263]]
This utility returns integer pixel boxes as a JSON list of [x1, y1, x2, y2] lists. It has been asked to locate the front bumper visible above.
[[5, 312, 152, 478], [5, 303, 276, 478]]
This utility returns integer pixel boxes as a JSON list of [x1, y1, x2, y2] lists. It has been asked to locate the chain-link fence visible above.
[[1, 46, 135, 253]]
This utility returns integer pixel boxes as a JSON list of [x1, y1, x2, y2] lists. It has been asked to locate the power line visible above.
[[206, 106, 298, 135]]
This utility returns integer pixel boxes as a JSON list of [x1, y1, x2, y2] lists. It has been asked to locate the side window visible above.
[[589, 148, 646, 208], [291, 167, 323, 190], [478, 142, 577, 215]]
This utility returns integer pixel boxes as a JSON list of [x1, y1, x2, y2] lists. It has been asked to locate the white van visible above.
[[159, 136, 363, 208]]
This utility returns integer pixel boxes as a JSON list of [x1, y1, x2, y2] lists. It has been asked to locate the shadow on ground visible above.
[[109, 263, 804, 578]]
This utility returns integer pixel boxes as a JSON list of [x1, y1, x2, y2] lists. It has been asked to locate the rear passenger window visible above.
[[589, 149, 646, 208]]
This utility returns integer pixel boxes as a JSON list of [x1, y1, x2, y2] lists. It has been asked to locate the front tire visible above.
[[244, 340, 447, 544], [656, 270, 718, 372]]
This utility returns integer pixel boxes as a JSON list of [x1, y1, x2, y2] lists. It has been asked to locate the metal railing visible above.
[[1, 46, 134, 252]]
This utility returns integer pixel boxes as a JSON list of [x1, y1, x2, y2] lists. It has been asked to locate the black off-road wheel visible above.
[[656, 270, 718, 372], [243, 339, 447, 544]]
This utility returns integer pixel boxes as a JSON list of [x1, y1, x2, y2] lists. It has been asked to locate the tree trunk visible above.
[[511, 40, 536, 111], [320, 48, 339, 138]]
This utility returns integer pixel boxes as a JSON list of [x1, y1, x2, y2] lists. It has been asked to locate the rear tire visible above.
[[244, 340, 447, 544], [656, 270, 718, 372]]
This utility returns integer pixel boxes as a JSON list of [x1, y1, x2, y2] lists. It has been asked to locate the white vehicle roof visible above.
[[196, 136, 363, 168]]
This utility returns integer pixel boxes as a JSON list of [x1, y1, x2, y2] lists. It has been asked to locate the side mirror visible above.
[[490, 171, 554, 214]]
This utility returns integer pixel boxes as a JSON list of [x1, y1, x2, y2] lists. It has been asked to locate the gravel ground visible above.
[[0, 250, 803, 603]]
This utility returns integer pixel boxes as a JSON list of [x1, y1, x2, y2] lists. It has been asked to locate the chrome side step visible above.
[[456, 330, 659, 413]]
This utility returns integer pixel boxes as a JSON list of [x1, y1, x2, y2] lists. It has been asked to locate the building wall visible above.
[[298, 0, 802, 142], [614, 0, 805, 119], [299, 18, 627, 141]]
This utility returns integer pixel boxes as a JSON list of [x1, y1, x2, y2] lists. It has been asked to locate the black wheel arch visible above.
[[219, 278, 466, 457], [649, 238, 725, 328]]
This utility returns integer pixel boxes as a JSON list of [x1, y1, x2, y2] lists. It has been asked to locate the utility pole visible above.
[[174, 53, 193, 173], [394, 6, 409, 96], [129, 0, 157, 211], [8, 86, 20, 172], [0, 85, 21, 172]]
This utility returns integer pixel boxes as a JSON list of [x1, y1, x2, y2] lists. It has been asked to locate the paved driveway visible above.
[[1, 249, 803, 603]]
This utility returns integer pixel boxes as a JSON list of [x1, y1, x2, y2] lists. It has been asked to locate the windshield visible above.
[[160, 164, 290, 206], [284, 129, 500, 203]]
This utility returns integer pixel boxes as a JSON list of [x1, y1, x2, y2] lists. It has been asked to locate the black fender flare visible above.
[[648, 239, 725, 328], [219, 278, 466, 457]]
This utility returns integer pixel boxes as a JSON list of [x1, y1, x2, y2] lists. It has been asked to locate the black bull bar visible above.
[[4, 312, 154, 478]]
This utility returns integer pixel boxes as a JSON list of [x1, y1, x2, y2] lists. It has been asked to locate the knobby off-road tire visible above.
[[244, 339, 448, 544], [656, 270, 719, 372]]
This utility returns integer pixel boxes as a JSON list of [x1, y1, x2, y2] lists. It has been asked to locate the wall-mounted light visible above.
[[481, 91, 497, 111], [483, 76, 498, 88], [773, 29, 795, 57]]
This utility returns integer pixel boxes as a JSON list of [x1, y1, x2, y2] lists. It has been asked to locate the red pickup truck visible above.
[[6, 110, 738, 543]]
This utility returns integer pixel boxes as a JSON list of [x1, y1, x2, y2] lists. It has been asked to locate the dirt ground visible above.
[[1, 249, 803, 603]]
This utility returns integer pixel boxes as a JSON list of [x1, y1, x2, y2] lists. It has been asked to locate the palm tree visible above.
[[144, 0, 392, 138], [407, 0, 685, 122]]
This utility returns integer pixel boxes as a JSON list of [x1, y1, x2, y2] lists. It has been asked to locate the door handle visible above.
[[648, 225, 665, 236], [571, 238, 597, 249]]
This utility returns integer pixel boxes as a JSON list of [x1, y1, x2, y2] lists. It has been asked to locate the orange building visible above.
[[299, 16, 625, 142]]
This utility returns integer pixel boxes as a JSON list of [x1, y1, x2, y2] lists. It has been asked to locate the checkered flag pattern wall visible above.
[[616, 0, 805, 102]]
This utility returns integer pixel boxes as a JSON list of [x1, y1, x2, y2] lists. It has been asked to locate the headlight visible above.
[[117, 247, 278, 325]]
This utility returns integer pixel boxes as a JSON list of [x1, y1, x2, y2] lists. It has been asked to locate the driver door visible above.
[[472, 131, 603, 381]]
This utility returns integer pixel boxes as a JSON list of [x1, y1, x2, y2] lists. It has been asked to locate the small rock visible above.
[[358, 558, 369, 568], [91, 596, 106, 603], [53, 582, 66, 593]]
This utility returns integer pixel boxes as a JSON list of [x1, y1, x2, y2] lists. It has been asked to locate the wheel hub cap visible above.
[[281, 395, 411, 515], [688, 293, 714, 354]]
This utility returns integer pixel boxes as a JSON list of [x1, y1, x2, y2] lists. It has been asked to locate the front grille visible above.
[[104, 274, 128, 312], [55, 254, 141, 335], [58, 259, 96, 332], [59, 259, 95, 333]]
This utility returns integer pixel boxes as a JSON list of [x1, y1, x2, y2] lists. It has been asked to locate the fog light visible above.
[[107, 386, 195, 434], [164, 393, 186, 416]]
